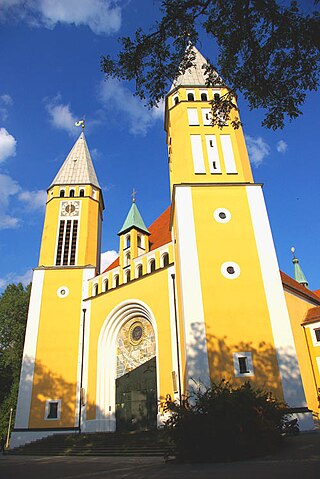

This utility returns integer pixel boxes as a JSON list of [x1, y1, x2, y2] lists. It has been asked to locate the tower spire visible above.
[[291, 247, 309, 288], [50, 132, 100, 188]]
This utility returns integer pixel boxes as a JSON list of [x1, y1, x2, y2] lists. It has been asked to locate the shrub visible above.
[[164, 380, 286, 462]]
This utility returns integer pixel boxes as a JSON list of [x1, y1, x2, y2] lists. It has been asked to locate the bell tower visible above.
[[12, 132, 104, 445], [165, 46, 313, 430], [39, 132, 104, 271]]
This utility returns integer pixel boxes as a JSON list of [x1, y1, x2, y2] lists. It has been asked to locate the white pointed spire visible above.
[[170, 46, 220, 92], [50, 132, 100, 188]]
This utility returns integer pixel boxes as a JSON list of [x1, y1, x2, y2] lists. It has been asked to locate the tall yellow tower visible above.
[[13, 132, 104, 444], [165, 47, 313, 430]]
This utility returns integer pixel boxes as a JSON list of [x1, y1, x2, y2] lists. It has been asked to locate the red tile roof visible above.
[[302, 306, 320, 325], [280, 271, 320, 304], [103, 206, 172, 273], [314, 289, 320, 298]]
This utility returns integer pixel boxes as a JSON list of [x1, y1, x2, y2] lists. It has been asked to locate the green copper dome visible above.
[[118, 202, 150, 236]]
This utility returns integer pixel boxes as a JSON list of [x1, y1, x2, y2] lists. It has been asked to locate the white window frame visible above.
[[44, 399, 61, 420], [202, 108, 212, 126], [233, 352, 254, 377], [187, 108, 199, 126], [200, 89, 208, 101], [220, 135, 237, 174], [309, 322, 320, 346], [190, 135, 206, 174], [205, 135, 221, 173], [172, 93, 179, 106]]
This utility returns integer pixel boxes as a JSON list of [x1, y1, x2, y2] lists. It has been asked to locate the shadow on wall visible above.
[[16, 357, 102, 429], [187, 322, 304, 403]]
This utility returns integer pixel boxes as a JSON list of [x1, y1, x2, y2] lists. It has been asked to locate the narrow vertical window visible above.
[[69, 220, 78, 265], [79, 189, 84, 197], [59, 190, 65, 198], [114, 275, 119, 287], [70, 189, 75, 198], [162, 253, 169, 267], [62, 220, 72, 265], [201, 92, 208, 101], [190, 135, 206, 173], [104, 279, 108, 292], [55, 221, 65, 265], [136, 264, 143, 278], [93, 284, 98, 296], [238, 357, 249, 374], [126, 270, 131, 282], [149, 259, 156, 273], [187, 92, 195, 101], [137, 235, 142, 248]]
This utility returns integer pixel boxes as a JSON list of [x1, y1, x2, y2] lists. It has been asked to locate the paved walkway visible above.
[[0, 433, 319, 479]]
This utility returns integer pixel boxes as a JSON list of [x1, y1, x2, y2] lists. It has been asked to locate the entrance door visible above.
[[116, 357, 157, 431]]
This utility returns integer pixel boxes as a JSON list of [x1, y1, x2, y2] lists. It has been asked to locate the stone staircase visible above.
[[8, 430, 174, 457]]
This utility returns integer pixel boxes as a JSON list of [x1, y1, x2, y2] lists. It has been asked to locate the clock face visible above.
[[61, 201, 80, 217]]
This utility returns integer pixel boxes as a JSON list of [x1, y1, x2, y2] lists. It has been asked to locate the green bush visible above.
[[164, 381, 286, 462]]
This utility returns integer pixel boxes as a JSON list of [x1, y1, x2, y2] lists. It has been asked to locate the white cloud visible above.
[[46, 96, 78, 134], [0, 0, 122, 35], [245, 135, 270, 167], [0, 128, 17, 162], [98, 79, 164, 136], [276, 140, 288, 154], [0, 173, 21, 229], [100, 250, 118, 272], [18, 189, 47, 211], [0, 268, 33, 290], [1, 94, 13, 105]]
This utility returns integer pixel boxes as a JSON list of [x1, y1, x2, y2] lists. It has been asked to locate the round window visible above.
[[214, 208, 231, 223], [129, 322, 144, 345], [221, 262, 240, 279], [57, 286, 69, 298]]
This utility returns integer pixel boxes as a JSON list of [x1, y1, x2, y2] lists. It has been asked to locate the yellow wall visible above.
[[86, 267, 175, 420], [29, 268, 84, 428], [190, 186, 283, 398], [284, 290, 320, 413]]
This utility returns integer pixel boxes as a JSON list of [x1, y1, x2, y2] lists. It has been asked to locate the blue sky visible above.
[[0, 0, 319, 291]]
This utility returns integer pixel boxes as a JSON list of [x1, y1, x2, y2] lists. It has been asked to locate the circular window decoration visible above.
[[57, 286, 69, 298], [214, 208, 231, 224], [129, 321, 144, 345], [221, 262, 240, 279]]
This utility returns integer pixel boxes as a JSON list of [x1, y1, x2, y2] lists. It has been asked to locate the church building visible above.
[[11, 47, 320, 448]]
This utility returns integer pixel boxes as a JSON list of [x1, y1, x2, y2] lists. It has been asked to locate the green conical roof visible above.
[[292, 250, 309, 288], [118, 202, 150, 236]]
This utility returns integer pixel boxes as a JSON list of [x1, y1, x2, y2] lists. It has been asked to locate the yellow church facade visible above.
[[11, 48, 320, 448]]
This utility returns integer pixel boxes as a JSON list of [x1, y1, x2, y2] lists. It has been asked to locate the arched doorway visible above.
[[96, 300, 159, 432], [115, 317, 157, 431]]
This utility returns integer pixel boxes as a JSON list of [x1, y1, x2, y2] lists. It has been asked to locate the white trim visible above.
[[317, 357, 320, 374], [14, 269, 45, 429], [205, 135, 221, 173], [75, 267, 95, 429], [190, 135, 206, 174], [175, 186, 210, 390], [233, 352, 254, 377], [187, 108, 199, 126], [246, 185, 308, 409], [202, 108, 212, 126], [220, 135, 237, 174], [96, 300, 160, 432]]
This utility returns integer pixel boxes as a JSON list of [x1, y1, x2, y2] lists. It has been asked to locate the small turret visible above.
[[118, 196, 150, 282], [291, 247, 309, 288]]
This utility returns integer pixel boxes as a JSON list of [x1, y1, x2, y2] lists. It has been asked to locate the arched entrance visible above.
[[115, 317, 157, 431], [96, 300, 159, 432]]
